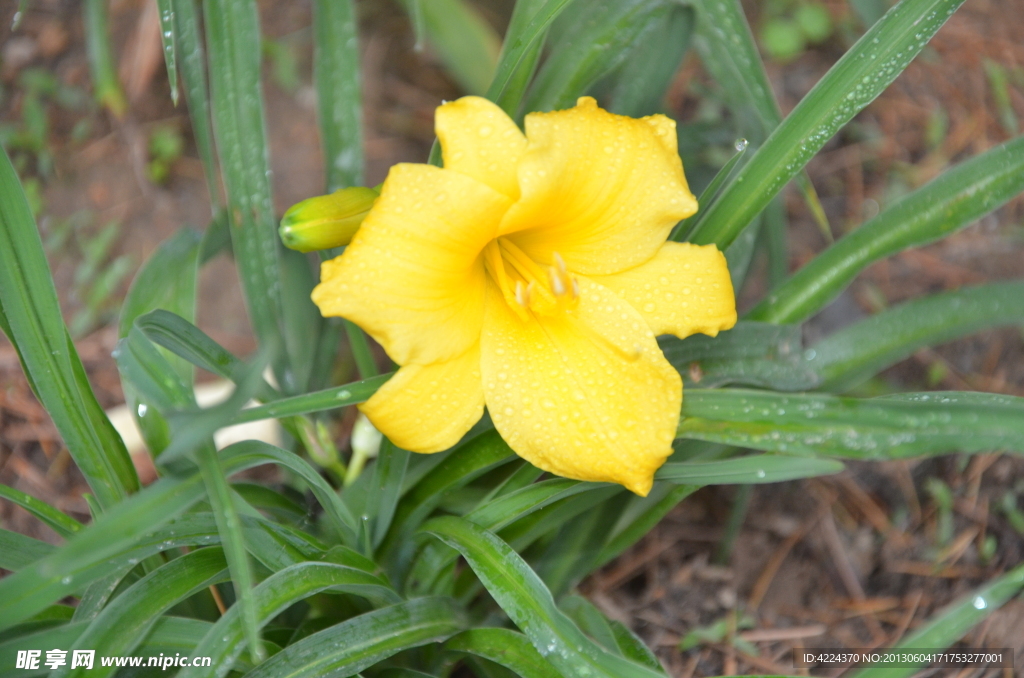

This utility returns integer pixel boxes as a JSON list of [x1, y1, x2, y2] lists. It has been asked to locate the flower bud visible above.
[[279, 186, 380, 253]]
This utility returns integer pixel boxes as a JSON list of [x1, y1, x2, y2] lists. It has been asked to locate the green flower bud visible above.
[[279, 186, 380, 253]]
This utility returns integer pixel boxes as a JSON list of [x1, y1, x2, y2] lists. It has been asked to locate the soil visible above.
[[2, 1, 1023, 676]]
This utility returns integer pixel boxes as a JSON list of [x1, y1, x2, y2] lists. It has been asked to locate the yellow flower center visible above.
[[482, 238, 579, 319]]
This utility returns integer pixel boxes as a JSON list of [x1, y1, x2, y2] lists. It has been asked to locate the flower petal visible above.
[[499, 97, 697, 275], [592, 242, 737, 339], [360, 345, 485, 453], [312, 163, 512, 364], [480, 278, 681, 496], [437, 96, 527, 201]]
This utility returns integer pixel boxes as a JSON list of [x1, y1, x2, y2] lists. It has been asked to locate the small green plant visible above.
[[146, 124, 186, 185], [759, 0, 835, 62]]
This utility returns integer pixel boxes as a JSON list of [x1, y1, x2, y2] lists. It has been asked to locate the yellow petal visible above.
[[312, 163, 513, 365], [592, 242, 737, 339], [498, 97, 697, 276], [437, 96, 527, 201], [480, 278, 681, 496], [360, 345, 485, 453]]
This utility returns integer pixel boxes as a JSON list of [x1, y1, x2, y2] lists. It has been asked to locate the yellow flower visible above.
[[312, 96, 736, 495]]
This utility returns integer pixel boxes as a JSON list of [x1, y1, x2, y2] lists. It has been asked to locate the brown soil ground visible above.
[[2, 1, 1024, 676]]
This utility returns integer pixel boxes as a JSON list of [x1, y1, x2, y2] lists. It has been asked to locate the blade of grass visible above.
[[490, 0, 549, 117], [751, 135, 1024, 324], [156, 0, 179, 105], [312, 0, 362, 191], [178, 561, 399, 678], [84, 0, 127, 116], [172, 0, 220, 206], [0, 474, 206, 631], [595, 483, 697, 569], [423, 516, 666, 678], [523, 0, 672, 114], [241, 598, 464, 678], [195, 444, 264, 663], [677, 388, 1024, 459], [807, 281, 1024, 391], [847, 563, 1024, 678], [413, 0, 501, 96], [0, 147, 138, 509], [689, 0, 966, 249], [444, 628, 561, 678], [0, 529, 55, 572], [486, 0, 575, 115], [62, 548, 230, 678], [203, 0, 285, 376], [0, 485, 82, 539], [657, 455, 844, 483], [689, 0, 829, 238]]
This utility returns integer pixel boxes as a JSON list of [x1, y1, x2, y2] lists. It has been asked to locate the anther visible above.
[[549, 266, 567, 296]]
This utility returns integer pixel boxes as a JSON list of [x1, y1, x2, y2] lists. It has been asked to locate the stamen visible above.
[[514, 280, 529, 307], [549, 266, 567, 296]]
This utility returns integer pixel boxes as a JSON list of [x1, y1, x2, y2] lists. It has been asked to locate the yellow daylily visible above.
[[312, 96, 736, 496]]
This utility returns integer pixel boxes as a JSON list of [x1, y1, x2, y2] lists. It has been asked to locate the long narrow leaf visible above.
[[61, 548, 229, 678], [807, 281, 1024, 391], [156, 0, 179, 105], [656, 455, 844, 483], [240, 598, 464, 678], [678, 389, 1024, 459], [203, 0, 285, 372], [424, 516, 666, 678], [0, 475, 206, 631], [0, 148, 137, 509], [847, 563, 1024, 678], [312, 0, 363, 192], [172, 0, 220, 205], [689, 0, 966, 249], [179, 561, 400, 678], [444, 628, 561, 678], [751, 135, 1024, 324], [0, 485, 82, 539]]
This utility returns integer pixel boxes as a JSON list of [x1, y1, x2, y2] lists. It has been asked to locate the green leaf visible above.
[[415, 0, 501, 96], [660, 321, 819, 390], [847, 563, 1024, 678], [203, 0, 285, 370], [0, 528, 55, 572], [0, 485, 82, 539], [178, 561, 400, 678], [196, 443, 264, 663], [83, 0, 126, 116], [60, 548, 229, 678], [0, 474, 206, 632], [673, 139, 750, 242], [807, 281, 1024, 391], [381, 431, 515, 567], [677, 389, 1024, 459], [524, 0, 673, 114], [689, 0, 829, 238], [172, 0, 220, 205], [136, 310, 276, 401], [751, 135, 1024, 324], [595, 483, 697, 569], [657, 454, 844, 483], [486, 0, 576, 115], [241, 597, 464, 678], [0, 147, 138, 510], [444, 628, 561, 678], [312, 0, 362, 192], [156, 0, 179, 105], [227, 373, 392, 424], [689, 0, 966, 249], [367, 440, 411, 549], [118, 228, 203, 452], [219, 440, 359, 546], [423, 516, 666, 678], [599, 4, 694, 117]]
